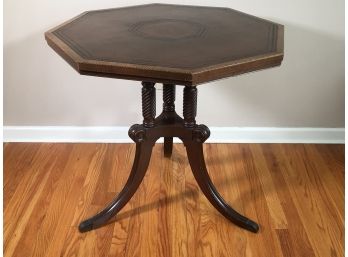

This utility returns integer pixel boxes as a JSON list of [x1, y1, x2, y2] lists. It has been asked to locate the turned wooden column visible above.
[[163, 84, 176, 157], [142, 81, 156, 128], [163, 84, 176, 112], [183, 86, 197, 128]]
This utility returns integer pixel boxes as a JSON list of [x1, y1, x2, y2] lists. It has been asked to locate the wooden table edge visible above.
[[45, 22, 284, 86]]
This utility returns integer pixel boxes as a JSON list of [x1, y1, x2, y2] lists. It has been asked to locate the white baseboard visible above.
[[3, 126, 344, 144]]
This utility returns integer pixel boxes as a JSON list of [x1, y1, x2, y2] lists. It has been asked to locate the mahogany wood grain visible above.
[[4, 143, 344, 257]]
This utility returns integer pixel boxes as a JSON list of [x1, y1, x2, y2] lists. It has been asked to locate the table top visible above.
[[45, 4, 284, 86]]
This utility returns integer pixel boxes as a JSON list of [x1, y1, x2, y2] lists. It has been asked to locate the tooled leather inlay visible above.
[[129, 19, 206, 41]]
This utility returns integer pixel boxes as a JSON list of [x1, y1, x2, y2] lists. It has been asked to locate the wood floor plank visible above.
[[138, 144, 161, 257], [248, 144, 287, 229], [123, 144, 143, 257], [4, 143, 344, 257], [315, 144, 344, 189], [4, 144, 64, 256], [157, 152, 173, 257], [70, 144, 108, 226], [49, 144, 111, 257], [280, 144, 343, 257], [31, 144, 103, 257], [10, 144, 73, 257], [183, 144, 201, 257], [107, 144, 136, 257], [210, 144, 247, 257], [239, 144, 284, 257], [305, 145, 344, 218], [276, 229, 296, 257], [4, 143, 42, 209], [261, 144, 316, 257], [69, 144, 115, 257], [192, 144, 219, 257], [5, 161, 51, 257]]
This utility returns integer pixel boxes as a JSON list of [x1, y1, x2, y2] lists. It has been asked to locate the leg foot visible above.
[[78, 140, 154, 232], [185, 140, 259, 233], [163, 137, 173, 157], [78, 219, 94, 233]]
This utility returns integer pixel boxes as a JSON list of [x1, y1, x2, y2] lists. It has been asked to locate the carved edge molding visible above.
[[192, 124, 210, 143], [128, 124, 147, 143]]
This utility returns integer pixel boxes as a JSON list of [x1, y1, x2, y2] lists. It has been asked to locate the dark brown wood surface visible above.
[[45, 4, 283, 85], [77, 83, 258, 233], [4, 143, 344, 257]]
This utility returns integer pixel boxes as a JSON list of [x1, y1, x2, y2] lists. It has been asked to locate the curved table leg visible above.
[[163, 137, 173, 157], [79, 140, 154, 232], [184, 140, 259, 233]]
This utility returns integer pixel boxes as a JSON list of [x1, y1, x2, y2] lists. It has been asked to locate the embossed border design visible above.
[[129, 18, 207, 41]]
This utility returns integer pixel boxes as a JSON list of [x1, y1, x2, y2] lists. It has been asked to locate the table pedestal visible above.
[[78, 82, 259, 233]]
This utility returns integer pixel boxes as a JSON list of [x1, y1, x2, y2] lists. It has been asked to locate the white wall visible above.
[[4, 0, 344, 128]]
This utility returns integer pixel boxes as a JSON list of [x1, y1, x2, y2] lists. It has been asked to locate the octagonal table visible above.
[[45, 4, 284, 233]]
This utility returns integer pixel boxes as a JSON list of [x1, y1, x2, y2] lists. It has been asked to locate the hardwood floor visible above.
[[4, 143, 344, 257]]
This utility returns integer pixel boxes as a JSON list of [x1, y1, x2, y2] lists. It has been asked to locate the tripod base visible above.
[[79, 83, 259, 233]]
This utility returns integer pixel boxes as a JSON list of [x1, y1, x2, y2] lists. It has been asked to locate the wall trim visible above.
[[3, 126, 344, 144]]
